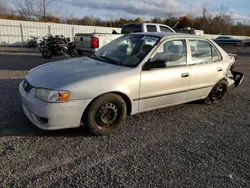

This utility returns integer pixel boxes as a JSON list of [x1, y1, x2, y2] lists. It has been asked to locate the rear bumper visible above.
[[227, 71, 244, 90], [232, 71, 244, 87]]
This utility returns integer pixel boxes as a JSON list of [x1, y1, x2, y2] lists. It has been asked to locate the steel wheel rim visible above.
[[95, 102, 119, 128], [211, 85, 226, 100]]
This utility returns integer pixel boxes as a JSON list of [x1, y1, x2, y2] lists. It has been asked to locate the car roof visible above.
[[131, 32, 210, 40]]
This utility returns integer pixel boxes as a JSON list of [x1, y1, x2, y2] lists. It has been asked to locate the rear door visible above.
[[187, 39, 224, 100]]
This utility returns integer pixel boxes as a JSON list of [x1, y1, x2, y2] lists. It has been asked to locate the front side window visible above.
[[151, 39, 187, 67], [189, 40, 221, 65], [94, 34, 160, 67]]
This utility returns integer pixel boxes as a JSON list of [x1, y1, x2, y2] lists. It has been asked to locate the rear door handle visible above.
[[217, 67, 223, 72], [181, 73, 190, 78]]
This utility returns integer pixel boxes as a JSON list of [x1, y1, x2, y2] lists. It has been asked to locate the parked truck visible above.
[[75, 23, 175, 55]]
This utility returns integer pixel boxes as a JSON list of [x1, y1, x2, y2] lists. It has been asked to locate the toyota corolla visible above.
[[19, 33, 244, 135]]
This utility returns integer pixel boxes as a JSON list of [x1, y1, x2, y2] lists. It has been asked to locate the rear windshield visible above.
[[121, 24, 142, 34]]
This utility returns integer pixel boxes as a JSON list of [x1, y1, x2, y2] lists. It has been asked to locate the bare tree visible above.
[[12, 0, 63, 21], [0, 2, 7, 16], [106, 13, 117, 27], [39, 0, 63, 21], [165, 11, 178, 28], [186, 4, 198, 20], [201, 6, 209, 20], [0, 0, 12, 17], [165, 11, 176, 20], [218, 5, 229, 16]]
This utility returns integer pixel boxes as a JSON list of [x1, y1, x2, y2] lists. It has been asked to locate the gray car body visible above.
[[22, 32, 237, 130]]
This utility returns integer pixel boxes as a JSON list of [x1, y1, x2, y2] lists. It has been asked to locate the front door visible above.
[[139, 39, 191, 112]]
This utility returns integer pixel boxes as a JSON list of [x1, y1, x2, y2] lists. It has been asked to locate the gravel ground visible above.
[[0, 46, 249, 188]]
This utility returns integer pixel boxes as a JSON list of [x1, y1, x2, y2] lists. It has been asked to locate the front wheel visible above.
[[42, 49, 52, 59], [84, 93, 127, 136], [204, 80, 228, 105]]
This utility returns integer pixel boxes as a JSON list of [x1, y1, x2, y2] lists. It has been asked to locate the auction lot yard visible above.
[[0, 46, 249, 187]]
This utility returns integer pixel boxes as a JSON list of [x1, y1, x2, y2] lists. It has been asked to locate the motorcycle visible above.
[[42, 37, 77, 59], [38, 34, 53, 52], [26, 36, 38, 48]]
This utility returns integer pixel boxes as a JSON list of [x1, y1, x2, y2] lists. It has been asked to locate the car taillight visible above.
[[91, 37, 99, 49]]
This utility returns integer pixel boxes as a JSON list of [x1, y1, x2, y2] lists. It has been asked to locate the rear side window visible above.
[[121, 24, 142, 34], [160, 26, 173, 33], [189, 40, 221, 65], [146, 25, 157, 32]]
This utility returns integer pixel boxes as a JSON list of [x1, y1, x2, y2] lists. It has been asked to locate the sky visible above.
[[62, 0, 250, 23]]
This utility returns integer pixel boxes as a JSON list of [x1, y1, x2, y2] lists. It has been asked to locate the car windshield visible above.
[[93, 34, 160, 67]]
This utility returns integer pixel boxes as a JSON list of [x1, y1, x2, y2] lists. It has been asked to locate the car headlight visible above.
[[36, 88, 71, 103]]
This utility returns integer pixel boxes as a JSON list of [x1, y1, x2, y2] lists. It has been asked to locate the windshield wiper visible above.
[[88, 53, 100, 60], [100, 55, 120, 65]]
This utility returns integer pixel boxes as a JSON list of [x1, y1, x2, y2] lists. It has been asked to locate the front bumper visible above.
[[19, 80, 92, 130]]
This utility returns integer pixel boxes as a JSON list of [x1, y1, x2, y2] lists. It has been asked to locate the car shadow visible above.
[[0, 78, 92, 137], [0, 47, 40, 54], [0, 53, 71, 71], [223, 46, 250, 57], [239, 51, 250, 57]]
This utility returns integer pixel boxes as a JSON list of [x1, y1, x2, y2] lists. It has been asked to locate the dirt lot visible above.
[[0, 46, 249, 188]]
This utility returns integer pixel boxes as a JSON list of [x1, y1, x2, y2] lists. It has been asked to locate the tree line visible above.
[[0, 0, 250, 36]]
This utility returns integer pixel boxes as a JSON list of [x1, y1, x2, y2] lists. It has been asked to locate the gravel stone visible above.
[[0, 46, 249, 188]]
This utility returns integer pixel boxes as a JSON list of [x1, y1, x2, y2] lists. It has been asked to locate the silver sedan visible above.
[[19, 32, 244, 135]]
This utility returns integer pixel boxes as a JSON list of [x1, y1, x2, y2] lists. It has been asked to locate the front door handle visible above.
[[181, 72, 190, 78], [217, 67, 223, 72]]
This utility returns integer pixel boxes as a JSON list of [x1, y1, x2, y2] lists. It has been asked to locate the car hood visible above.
[[26, 57, 127, 89]]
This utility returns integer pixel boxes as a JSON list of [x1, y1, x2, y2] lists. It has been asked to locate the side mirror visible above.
[[142, 59, 166, 71]]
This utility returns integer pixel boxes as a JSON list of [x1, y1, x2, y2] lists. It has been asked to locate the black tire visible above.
[[84, 93, 127, 136], [39, 46, 45, 52], [42, 49, 52, 59], [77, 50, 83, 56], [204, 80, 228, 105], [70, 49, 77, 57]]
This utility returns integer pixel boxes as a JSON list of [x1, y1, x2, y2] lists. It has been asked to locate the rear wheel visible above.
[[84, 93, 127, 136], [69, 49, 77, 57], [204, 80, 228, 104], [77, 50, 83, 56], [39, 46, 45, 52]]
